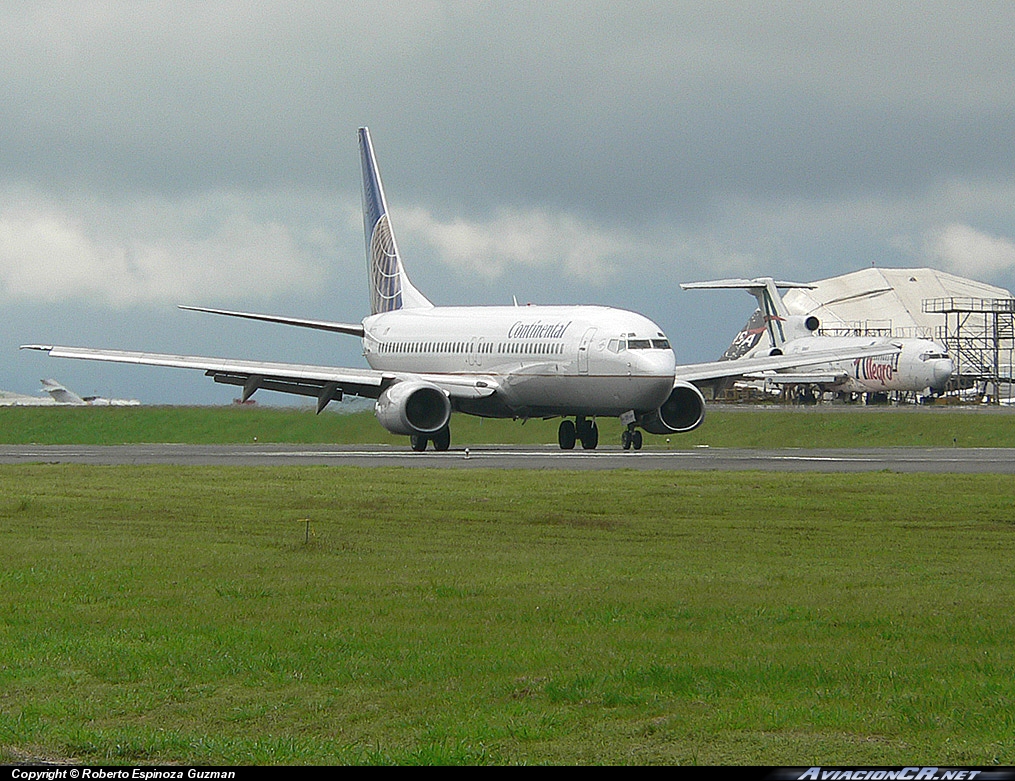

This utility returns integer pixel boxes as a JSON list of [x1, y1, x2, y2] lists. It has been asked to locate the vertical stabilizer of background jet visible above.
[[681, 277, 815, 356], [755, 278, 792, 349], [40, 379, 85, 405], [358, 127, 433, 315]]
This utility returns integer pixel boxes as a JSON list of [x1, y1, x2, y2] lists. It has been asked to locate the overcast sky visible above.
[[4, 1, 1015, 404]]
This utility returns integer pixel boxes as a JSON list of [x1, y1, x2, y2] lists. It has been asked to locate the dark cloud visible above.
[[6, 2, 1015, 207]]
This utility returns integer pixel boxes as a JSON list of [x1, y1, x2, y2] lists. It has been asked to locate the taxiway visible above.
[[1, 444, 1013, 473]]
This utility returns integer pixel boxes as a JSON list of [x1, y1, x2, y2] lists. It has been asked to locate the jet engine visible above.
[[638, 380, 706, 434], [374, 381, 452, 436], [784, 314, 820, 340], [768, 315, 820, 355]]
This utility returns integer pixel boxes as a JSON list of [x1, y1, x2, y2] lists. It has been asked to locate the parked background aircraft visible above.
[[0, 379, 140, 407], [24, 130, 897, 449], [681, 277, 953, 402]]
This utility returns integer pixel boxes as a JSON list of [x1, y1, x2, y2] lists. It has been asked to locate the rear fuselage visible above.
[[779, 336, 953, 393]]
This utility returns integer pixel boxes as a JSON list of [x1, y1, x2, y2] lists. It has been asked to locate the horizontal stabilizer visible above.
[[179, 305, 365, 337], [680, 278, 815, 291], [682, 276, 816, 351]]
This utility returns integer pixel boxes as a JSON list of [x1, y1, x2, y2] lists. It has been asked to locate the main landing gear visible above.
[[410, 425, 451, 452], [557, 417, 599, 450], [621, 423, 642, 451]]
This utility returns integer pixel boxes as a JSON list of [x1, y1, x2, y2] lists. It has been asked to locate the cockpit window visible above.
[[920, 352, 950, 361], [610, 337, 670, 351]]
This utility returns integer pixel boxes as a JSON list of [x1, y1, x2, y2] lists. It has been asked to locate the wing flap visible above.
[[743, 372, 849, 384]]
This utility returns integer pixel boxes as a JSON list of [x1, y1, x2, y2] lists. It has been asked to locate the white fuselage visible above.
[[775, 336, 953, 394], [362, 304, 677, 417]]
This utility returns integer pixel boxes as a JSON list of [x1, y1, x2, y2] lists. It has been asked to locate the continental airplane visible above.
[[23, 129, 898, 450], [682, 277, 953, 401]]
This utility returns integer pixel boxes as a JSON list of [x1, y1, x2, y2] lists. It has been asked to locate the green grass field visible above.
[[2, 466, 1014, 765], [1, 403, 1014, 447]]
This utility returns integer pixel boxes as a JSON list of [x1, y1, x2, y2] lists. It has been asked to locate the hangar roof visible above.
[[782, 267, 1014, 339]]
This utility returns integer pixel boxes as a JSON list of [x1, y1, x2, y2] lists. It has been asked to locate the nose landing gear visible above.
[[621, 424, 642, 451]]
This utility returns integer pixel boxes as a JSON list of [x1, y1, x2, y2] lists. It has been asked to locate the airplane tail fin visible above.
[[681, 277, 815, 356], [720, 307, 769, 360], [359, 127, 433, 315], [40, 379, 85, 405]]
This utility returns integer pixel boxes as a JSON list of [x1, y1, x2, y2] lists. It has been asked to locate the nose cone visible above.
[[629, 349, 677, 410], [632, 348, 676, 377], [932, 357, 954, 389]]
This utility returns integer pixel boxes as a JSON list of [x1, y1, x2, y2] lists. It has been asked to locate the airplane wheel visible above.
[[432, 426, 451, 452], [621, 430, 632, 450], [558, 419, 576, 450], [580, 420, 599, 450], [632, 430, 642, 450], [410, 435, 428, 452]]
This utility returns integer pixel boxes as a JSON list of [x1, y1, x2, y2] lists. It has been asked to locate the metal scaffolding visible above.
[[922, 297, 1015, 403]]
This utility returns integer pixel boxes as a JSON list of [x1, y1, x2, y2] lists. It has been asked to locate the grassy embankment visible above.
[[2, 466, 1014, 764], [1, 404, 1014, 447]]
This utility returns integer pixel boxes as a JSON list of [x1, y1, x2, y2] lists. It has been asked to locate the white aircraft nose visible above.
[[631, 349, 676, 377], [933, 358, 954, 388]]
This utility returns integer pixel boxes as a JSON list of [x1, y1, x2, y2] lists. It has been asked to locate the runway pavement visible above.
[[1, 443, 1014, 472]]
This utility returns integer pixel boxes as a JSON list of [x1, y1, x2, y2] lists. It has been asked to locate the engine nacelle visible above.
[[783, 314, 820, 340], [374, 381, 452, 436], [638, 380, 706, 434]]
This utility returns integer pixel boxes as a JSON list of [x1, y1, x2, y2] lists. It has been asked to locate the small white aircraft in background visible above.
[[681, 277, 953, 402], [0, 379, 140, 407], [40, 378, 140, 406], [24, 129, 897, 449]]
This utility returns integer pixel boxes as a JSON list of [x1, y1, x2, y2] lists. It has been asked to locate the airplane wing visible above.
[[674, 343, 900, 385], [20, 345, 497, 411], [178, 305, 366, 337]]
